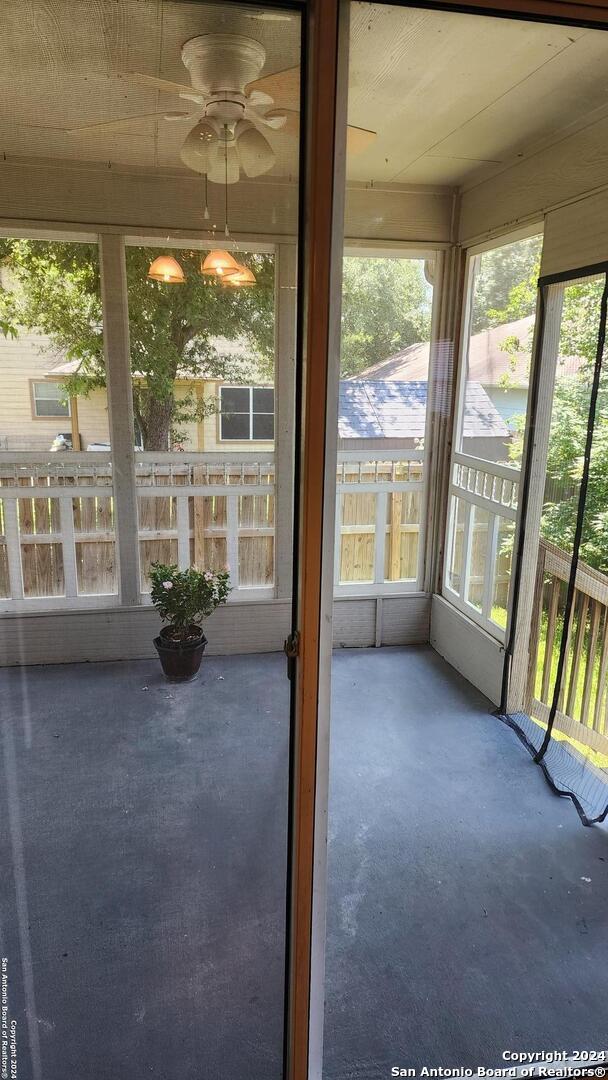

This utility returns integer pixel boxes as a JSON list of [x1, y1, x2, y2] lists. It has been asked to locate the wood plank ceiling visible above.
[[0, 0, 607, 191]]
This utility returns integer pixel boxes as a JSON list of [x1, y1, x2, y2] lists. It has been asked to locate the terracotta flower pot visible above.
[[153, 624, 207, 681]]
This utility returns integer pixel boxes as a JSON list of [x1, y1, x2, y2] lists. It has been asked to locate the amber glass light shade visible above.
[[147, 255, 185, 284], [200, 249, 240, 277], [222, 263, 256, 287]]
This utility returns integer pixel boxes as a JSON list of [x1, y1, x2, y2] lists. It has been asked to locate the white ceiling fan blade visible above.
[[262, 108, 299, 134], [245, 65, 300, 109], [65, 111, 190, 133], [121, 72, 197, 98], [247, 89, 274, 108], [346, 125, 377, 154], [250, 111, 287, 130]]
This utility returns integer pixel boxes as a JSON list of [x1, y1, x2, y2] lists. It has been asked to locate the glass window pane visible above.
[[460, 234, 543, 466], [253, 387, 274, 413], [222, 386, 251, 414], [446, 496, 466, 594], [34, 395, 70, 418], [252, 412, 274, 440], [384, 490, 420, 582], [466, 505, 491, 611], [0, 239, 102, 450], [491, 517, 514, 629], [221, 412, 250, 441]]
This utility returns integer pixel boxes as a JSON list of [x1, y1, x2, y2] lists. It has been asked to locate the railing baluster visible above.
[[581, 599, 600, 726], [565, 591, 588, 719], [226, 494, 239, 591], [59, 495, 79, 599], [594, 608, 608, 733], [541, 577, 560, 703], [526, 543, 546, 708], [3, 499, 23, 600], [176, 496, 190, 571], [374, 492, 388, 585]]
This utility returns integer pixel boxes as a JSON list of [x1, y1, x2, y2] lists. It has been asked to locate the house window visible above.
[[219, 386, 274, 441], [32, 381, 70, 418]]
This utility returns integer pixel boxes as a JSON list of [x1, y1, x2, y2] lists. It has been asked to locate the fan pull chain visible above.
[[203, 173, 210, 220], [224, 125, 230, 240]]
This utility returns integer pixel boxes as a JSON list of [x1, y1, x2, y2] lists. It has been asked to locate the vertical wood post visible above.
[[69, 396, 81, 450], [99, 233, 140, 607], [275, 243, 297, 598]]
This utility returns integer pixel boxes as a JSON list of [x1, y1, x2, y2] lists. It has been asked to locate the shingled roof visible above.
[[338, 380, 509, 440]]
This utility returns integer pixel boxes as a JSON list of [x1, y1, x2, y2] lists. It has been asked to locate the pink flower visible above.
[[162, 581, 173, 590], [204, 571, 214, 581]]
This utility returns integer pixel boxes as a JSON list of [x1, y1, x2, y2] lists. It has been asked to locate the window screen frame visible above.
[[442, 223, 544, 642]]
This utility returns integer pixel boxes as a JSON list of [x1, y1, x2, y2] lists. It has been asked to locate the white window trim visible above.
[[219, 384, 274, 443]]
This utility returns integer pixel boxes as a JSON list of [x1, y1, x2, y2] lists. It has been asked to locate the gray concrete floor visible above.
[[0, 646, 606, 1080]]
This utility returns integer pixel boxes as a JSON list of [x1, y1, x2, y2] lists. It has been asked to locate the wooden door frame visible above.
[[290, 3, 608, 1080]]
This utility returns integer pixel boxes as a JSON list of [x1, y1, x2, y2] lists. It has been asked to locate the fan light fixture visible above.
[[147, 255, 185, 284], [222, 263, 256, 287]]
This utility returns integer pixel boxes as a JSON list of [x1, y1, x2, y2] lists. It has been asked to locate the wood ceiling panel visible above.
[[347, 2, 594, 185], [422, 30, 608, 188], [0, 0, 300, 176]]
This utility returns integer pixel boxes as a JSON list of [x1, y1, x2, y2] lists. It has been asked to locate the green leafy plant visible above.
[[149, 562, 231, 642]]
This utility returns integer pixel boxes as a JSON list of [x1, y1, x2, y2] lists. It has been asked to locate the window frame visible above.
[[218, 383, 275, 443], [442, 223, 544, 642], [30, 378, 71, 420]]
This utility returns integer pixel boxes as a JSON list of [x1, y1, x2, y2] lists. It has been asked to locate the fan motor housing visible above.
[[181, 34, 266, 95]]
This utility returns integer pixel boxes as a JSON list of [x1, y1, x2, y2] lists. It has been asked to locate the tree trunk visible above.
[[138, 392, 175, 451]]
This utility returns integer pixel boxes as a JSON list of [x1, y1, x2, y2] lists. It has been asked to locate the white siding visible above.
[[0, 330, 109, 450]]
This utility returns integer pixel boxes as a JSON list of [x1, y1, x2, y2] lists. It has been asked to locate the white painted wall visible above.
[[430, 594, 504, 706]]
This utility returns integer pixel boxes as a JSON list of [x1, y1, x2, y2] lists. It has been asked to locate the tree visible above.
[[340, 257, 432, 377], [471, 235, 542, 333], [0, 239, 275, 450]]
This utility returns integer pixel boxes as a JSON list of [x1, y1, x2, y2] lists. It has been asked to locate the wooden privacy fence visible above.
[[0, 449, 427, 611], [526, 538, 608, 754], [335, 450, 425, 592]]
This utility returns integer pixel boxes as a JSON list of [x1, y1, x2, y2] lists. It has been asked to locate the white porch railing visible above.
[[0, 449, 426, 612], [443, 452, 519, 639]]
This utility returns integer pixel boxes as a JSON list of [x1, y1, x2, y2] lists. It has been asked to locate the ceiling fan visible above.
[[64, 33, 376, 183]]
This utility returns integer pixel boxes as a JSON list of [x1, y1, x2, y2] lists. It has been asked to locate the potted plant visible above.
[[149, 562, 231, 681]]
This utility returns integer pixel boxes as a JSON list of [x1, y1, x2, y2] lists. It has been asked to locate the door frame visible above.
[[290, 3, 608, 1080]]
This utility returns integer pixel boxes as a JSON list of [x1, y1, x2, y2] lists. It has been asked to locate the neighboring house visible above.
[[355, 316, 538, 427], [0, 329, 110, 451], [0, 331, 508, 456], [339, 380, 509, 460], [0, 331, 275, 454]]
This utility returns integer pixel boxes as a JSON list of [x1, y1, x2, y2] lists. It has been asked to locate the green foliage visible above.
[[471, 235, 542, 333], [149, 562, 231, 632], [541, 371, 608, 573], [0, 239, 274, 449], [340, 257, 432, 377]]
